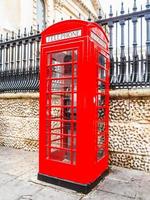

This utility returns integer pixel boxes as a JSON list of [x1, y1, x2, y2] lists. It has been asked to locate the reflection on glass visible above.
[[98, 95, 105, 106], [52, 66, 62, 78], [99, 54, 106, 67], [74, 50, 78, 61], [98, 81, 105, 91], [51, 79, 72, 92], [47, 54, 51, 66], [74, 64, 77, 76], [50, 148, 71, 164], [98, 108, 105, 119], [98, 135, 105, 146], [63, 94, 72, 106], [51, 107, 61, 120], [98, 122, 105, 132], [52, 51, 72, 64], [97, 149, 104, 160], [98, 68, 106, 80]]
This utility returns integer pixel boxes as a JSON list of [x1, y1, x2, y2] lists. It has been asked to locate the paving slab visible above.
[[82, 190, 134, 200], [32, 187, 83, 200], [0, 146, 150, 200], [97, 177, 138, 198], [0, 172, 16, 186], [0, 178, 42, 200]]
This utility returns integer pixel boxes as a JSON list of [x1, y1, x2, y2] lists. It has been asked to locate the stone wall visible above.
[[0, 93, 39, 151], [0, 90, 150, 172], [109, 89, 150, 172]]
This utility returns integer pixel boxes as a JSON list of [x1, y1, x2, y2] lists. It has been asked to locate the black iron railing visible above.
[[0, 28, 41, 92], [97, 0, 150, 88], [0, 0, 150, 92]]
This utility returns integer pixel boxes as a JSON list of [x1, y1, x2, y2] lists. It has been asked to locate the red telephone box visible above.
[[38, 20, 110, 193]]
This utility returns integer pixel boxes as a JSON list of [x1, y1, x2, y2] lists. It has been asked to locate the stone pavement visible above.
[[0, 146, 150, 200]]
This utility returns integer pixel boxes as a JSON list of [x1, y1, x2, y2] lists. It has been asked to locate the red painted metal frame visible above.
[[39, 20, 110, 186]]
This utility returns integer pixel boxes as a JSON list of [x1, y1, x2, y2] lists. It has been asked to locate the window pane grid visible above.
[[96, 53, 107, 161], [45, 49, 77, 165]]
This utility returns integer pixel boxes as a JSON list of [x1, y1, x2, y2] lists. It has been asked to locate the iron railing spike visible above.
[[98, 8, 102, 19], [121, 2, 125, 14], [17, 29, 21, 38], [24, 28, 27, 37], [30, 26, 33, 35], [37, 25, 40, 34], [11, 31, 14, 40], [0, 34, 3, 42], [146, 0, 150, 8], [88, 11, 91, 21], [133, 0, 137, 11], [109, 5, 113, 17], [6, 33, 9, 41]]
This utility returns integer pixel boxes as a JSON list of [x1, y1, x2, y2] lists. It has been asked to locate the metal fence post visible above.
[[119, 2, 126, 85], [108, 5, 115, 85], [145, 0, 150, 84]]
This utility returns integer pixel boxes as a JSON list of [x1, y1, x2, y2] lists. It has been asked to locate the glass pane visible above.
[[51, 79, 72, 92], [51, 94, 61, 106], [97, 148, 104, 160], [52, 51, 72, 64], [64, 107, 71, 120], [51, 136, 62, 148], [50, 148, 71, 164], [98, 95, 105, 106], [98, 122, 105, 132], [74, 64, 77, 76], [98, 68, 106, 80], [51, 107, 61, 120], [51, 126, 62, 134], [98, 81, 105, 91], [51, 121, 61, 132], [73, 123, 77, 135], [51, 64, 74, 78], [99, 54, 106, 67], [98, 108, 105, 119], [98, 135, 105, 146], [51, 135, 72, 148], [51, 93, 72, 106], [63, 122, 71, 134], [73, 93, 77, 106], [63, 94, 72, 106], [47, 54, 51, 66], [74, 50, 78, 61], [72, 151, 76, 165], [51, 66, 62, 78]]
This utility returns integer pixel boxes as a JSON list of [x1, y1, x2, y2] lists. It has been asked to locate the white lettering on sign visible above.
[[91, 31, 106, 49], [46, 30, 81, 43]]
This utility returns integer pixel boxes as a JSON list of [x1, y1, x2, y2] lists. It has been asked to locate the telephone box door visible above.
[[39, 41, 83, 181]]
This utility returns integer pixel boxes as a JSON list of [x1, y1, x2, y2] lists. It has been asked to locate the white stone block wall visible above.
[[0, 93, 39, 151], [109, 89, 150, 172], [0, 90, 150, 172]]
